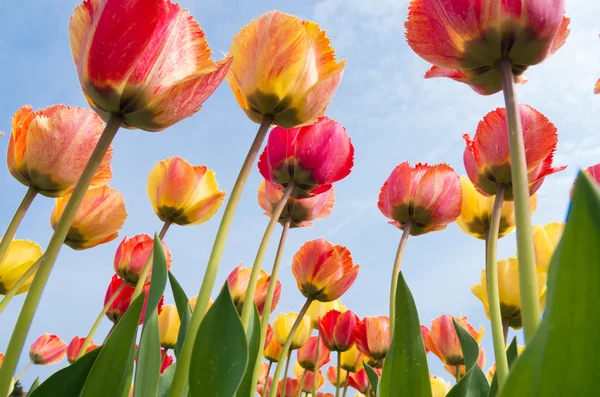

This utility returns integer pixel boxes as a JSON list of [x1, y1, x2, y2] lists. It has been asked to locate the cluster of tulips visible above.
[[0, 0, 599, 396]]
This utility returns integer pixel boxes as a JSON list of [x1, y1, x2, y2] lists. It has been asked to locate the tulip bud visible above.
[[319, 310, 359, 352], [0, 239, 42, 295], [66, 336, 99, 363], [326, 365, 347, 387], [297, 336, 330, 371], [113, 234, 172, 285], [294, 362, 325, 393], [227, 264, 281, 316], [158, 304, 181, 349], [104, 275, 164, 325], [348, 368, 380, 394], [273, 312, 312, 350], [29, 333, 67, 365]]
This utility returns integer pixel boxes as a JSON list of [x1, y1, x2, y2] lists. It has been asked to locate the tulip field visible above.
[[0, 0, 599, 397]]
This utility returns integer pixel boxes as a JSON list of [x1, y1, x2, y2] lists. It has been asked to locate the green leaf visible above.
[[189, 283, 248, 397], [446, 320, 489, 397], [500, 174, 600, 396], [364, 361, 380, 396], [27, 377, 39, 396], [143, 233, 168, 325], [81, 294, 145, 397], [453, 319, 479, 371], [379, 272, 431, 397], [158, 363, 176, 397], [29, 349, 100, 397], [236, 304, 261, 396], [168, 270, 191, 358], [488, 337, 518, 397]]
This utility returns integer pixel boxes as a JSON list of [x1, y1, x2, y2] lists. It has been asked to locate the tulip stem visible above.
[[268, 297, 314, 397], [342, 373, 349, 397], [455, 365, 461, 382], [14, 362, 32, 382], [77, 282, 126, 359], [497, 58, 540, 343], [170, 115, 273, 397], [389, 220, 411, 333], [502, 318, 509, 344], [131, 221, 171, 301], [0, 258, 40, 315], [296, 369, 307, 397], [0, 187, 37, 263], [281, 351, 292, 397], [266, 361, 274, 382], [240, 182, 294, 329], [312, 331, 320, 395], [335, 351, 342, 397], [0, 114, 122, 396], [250, 215, 292, 394], [485, 184, 510, 389]]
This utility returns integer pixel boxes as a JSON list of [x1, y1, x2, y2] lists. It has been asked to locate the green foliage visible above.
[[168, 270, 192, 358], [364, 362, 380, 396], [488, 337, 518, 397], [236, 304, 261, 396], [446, 320, 489, 397]]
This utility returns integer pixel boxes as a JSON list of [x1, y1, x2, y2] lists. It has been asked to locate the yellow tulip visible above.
[[158, 304, 180, 349], [0, 240, 42, 295], [273, 312, 312, 350], [340, 345, 364, 373], [532, 222, 565, 272], [306, 299, 346, 329], [430, 375, 452, 397]]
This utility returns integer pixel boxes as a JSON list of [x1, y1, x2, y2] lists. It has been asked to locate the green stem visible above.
[[342, 372, 349, 397], [497, 58, 540, 342], [296, 369, 307, 397], [335, 351, 342, 397], [0, 187, 37, 263], [455, 365, 461, 382], [280, 351, 292, 397], [14, 361, 32, 382], [266, 361, 273, 382], [389, 220, 411, 333], [268, 298, 313, 397], [249, 215, 292, 395], [485, 184, 510, 388], [0, 114, 121, 396], [169, 114, 273, 397], [502, 318, 509, 344], [131, 221, 171, 300], [240, 182, 294, 328], [77, 282, 126, 359], [0, 258, 40, 315], [312, 331, 320, 396]]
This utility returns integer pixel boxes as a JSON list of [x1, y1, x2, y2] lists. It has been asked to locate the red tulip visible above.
[[319, 310, 359, 352], [227, 263, 281, 316], [160, 349, 174, 374], [405, 0, 570, 95], [113, 234, 173, 285], [464, 106, 565, 200], [421, 325, 430, 353], [348, 367, 381, 394], [584, 163, 600, 186], [422, 314, 485, 366], [29, 334, 67, 365], [378, 162, 462, 236], [66, 336, 99, 363], [297, 336, 331, 371], [258, 117, 354, 198], [355, 316, 390, 365], [104, 275, 164, 325]]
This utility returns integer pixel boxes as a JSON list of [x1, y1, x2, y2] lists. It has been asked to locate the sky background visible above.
[[0, 0, 599, 393]]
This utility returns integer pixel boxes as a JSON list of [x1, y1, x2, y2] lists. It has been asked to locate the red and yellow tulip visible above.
[[113, 234, 173, 285], [264, 325, 284, 362], [319, 309, 359, 352], [0, 240, 42, 295], [262, 377, 300, 397], [158, 304, 181, 349], [422, 314, 484, 366], [348, 367, 381, 394], [306, 300, 346, 329], [584, 163, 600, 187], [355, 316, 390, 365], [326, 365, 348, 387], [29, 334, 67, 365], [66, 336, 99, 363], [294, 362, 325, 393], [532, 222, 565, 272], [340, 345, 365, 373], [273, 312, 312, 350], [297, 336, 331, 371], [227, 264, 281, 316], [104, 275, 164, 325]]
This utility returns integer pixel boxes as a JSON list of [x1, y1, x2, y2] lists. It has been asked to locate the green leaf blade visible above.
[[236, 304, 261, 396]]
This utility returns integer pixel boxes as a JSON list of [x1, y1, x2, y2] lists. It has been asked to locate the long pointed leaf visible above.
[[488, 337, 518, 397], [159, 363, 177, 397], [364, 362, 380, 395], [236, 304, 261, 396], [446, 321, 489, 397], [168, 270, 191, 358]]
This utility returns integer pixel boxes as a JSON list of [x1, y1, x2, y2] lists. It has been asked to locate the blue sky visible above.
[[0, 0, 599, 393]]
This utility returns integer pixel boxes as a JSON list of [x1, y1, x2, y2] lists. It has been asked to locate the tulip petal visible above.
[[147, 157, 197, 212], [258, 126, 300, 183], [181, 192, 226, 226], [412, 163, 462, 228], [378, 162, 413, 222], [549, 16, 570, 55], [595, 79, 600, 95]]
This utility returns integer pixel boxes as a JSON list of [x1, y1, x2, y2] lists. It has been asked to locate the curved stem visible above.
[[280, 351, 292, 397], [312, 331, 320, 396], [485, 184, 509, 388], [249, 215, 292, 394], [296, 369, 307, 397], [497, 58, 540, 342], [77, 282, 126, 359], [342, 372, 349, 397], [131, 221, 171, 300], [240, 182, 294, 328], [169, 114, 273, 397], [389, 221, 411, 333], [0, 258, 40, 315], [268, 298, 313, 397], [14, 362, 32, 382], [335, 351, 342, 397], [0, 114, 121, 396], [0, 187, 37, 263]]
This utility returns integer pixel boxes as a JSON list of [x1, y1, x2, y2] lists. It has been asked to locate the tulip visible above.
[[340, 345, 365, 373], [264, 325, 284, 362], [294, 362, 325, 393], [463, 106, 565, 200], [405, 0, 569, 95], [292, 239, 359, 302], [69, 0, 232, 131], [456, 176, 537, 240], [227, 10, 346, 128], [430, 375, 452, 397], [147, 157, 226, 226], [297, 336, 331, 371], [0, 240, 42, 295], [29, 334, 67, 365], [319, 310, 358, 352], [113, 234, 173, 285], [421, 325, 430, 353], [158, 304, 181, 349], [258, 362, 270, 388], [160, 349, 174, 374], [51, 186, 127, 250], [306, 300, 346, 329], [444, 345, 486, 379], [66, 336, 99, 363], [262, 377, 300, 397], [378, 162, 462, 236], [316, 394, 334, 397], [104, 275, 164, 325], [348, 368, 380, 394], [327, 365, 347, 387], [472, 258, 547, 329], [273, 312, 312, 350], [532, 222, 565, 272], [582, 163, 600, 188], [422, 314, 484, 366], [259, 117, 354, 198], [6, 105, 112, 197], [227, 264, 281, 316], [355, 316, 390, 366], [258, 179, 336, 228]]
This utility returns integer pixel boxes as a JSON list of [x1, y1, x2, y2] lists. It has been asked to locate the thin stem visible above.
[[296, 369, 307, 397], [169, 114, 273, 397], [0, 114, 122, 396], [131, 221, 171, 301], [485, 184, 509, 388], [268, 298, 313, 397], [497, 58, 540, 342], [14, 362, 32, 382], [342, 372, 349, 397], [312, 331, 320, 396], [389, 221, 411, 333], [455, 365, 461, 382], [0, 187, 38, 263], [249, 215, 292, 394], [0, 258, 40, 315], [335, 351, 342, 397], [280, 351, 292, 397], [502, 318, 510, 344], [240, 182, 295, 328], [77, 282, 126, 359], [266, 361, 274, 382]]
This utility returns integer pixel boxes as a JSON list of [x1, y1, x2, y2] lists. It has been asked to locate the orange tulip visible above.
[[258, 362, 270, 389], [6, 105, 112, 197], [262, 377, 299, 397], [326, 365, 347, 387], [227, 10, 345, 128], [595, 79, 600, 95], [422, 314, 484, 366], [348, 367, 381, 394], [147, 157, 226, 226], [69, 0, 232, 131], [29, 333, 67, 365], [264, 324, 284, 362], [355, 316, 390, 366], [113, 234, 173, 285], [294, 362, 325, 393], [227, 264, 281, 316], [51, 186, 126, 250], [0, 353, 4, 368], [66, 336, 99, 363], [292, 239, 359, 302]]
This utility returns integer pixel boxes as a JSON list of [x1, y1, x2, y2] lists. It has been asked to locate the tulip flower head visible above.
[[292, 239, 359, 302], [423, 314, 484, 366], [464, 106, 566, 200], [227, 264, 281, 316], [51, 186, 127, 250], [472, 257, 547, 329], [319, 310, 359, 352], [378, 162, 462, 236], [258, 179, 335, 228], [29, 334, 67, 365], [262, 377, 300, 397], [533, 222, 565, 272], [66, 336, 99, 363], [104, 275, 164, 325], [430, 375, 452, 397], [326, 365, 348, 387], [158, 304, 181, 349], [6, 105, 112, 197], [147, 157, 226, 226], [355, 316, 391, 367], [444, 345, 486, 379], [259, 117, 354, 198], [0, 240, 42, 295], [297, 336, 331, 371], [160, 350, 174, 374], [348, 368, 381, 394], [340, 345, 365, 373], [113, 234, 173, 285], [273, 312, 312, 350], [69, 0, 232, 131], [227, 10, 346, 128], [306, 299, 346, 329], [405, 0, 570, 95], [264, 324, 284, 362], [294, 362, 325, 392], [258, 362, 270, 389]]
